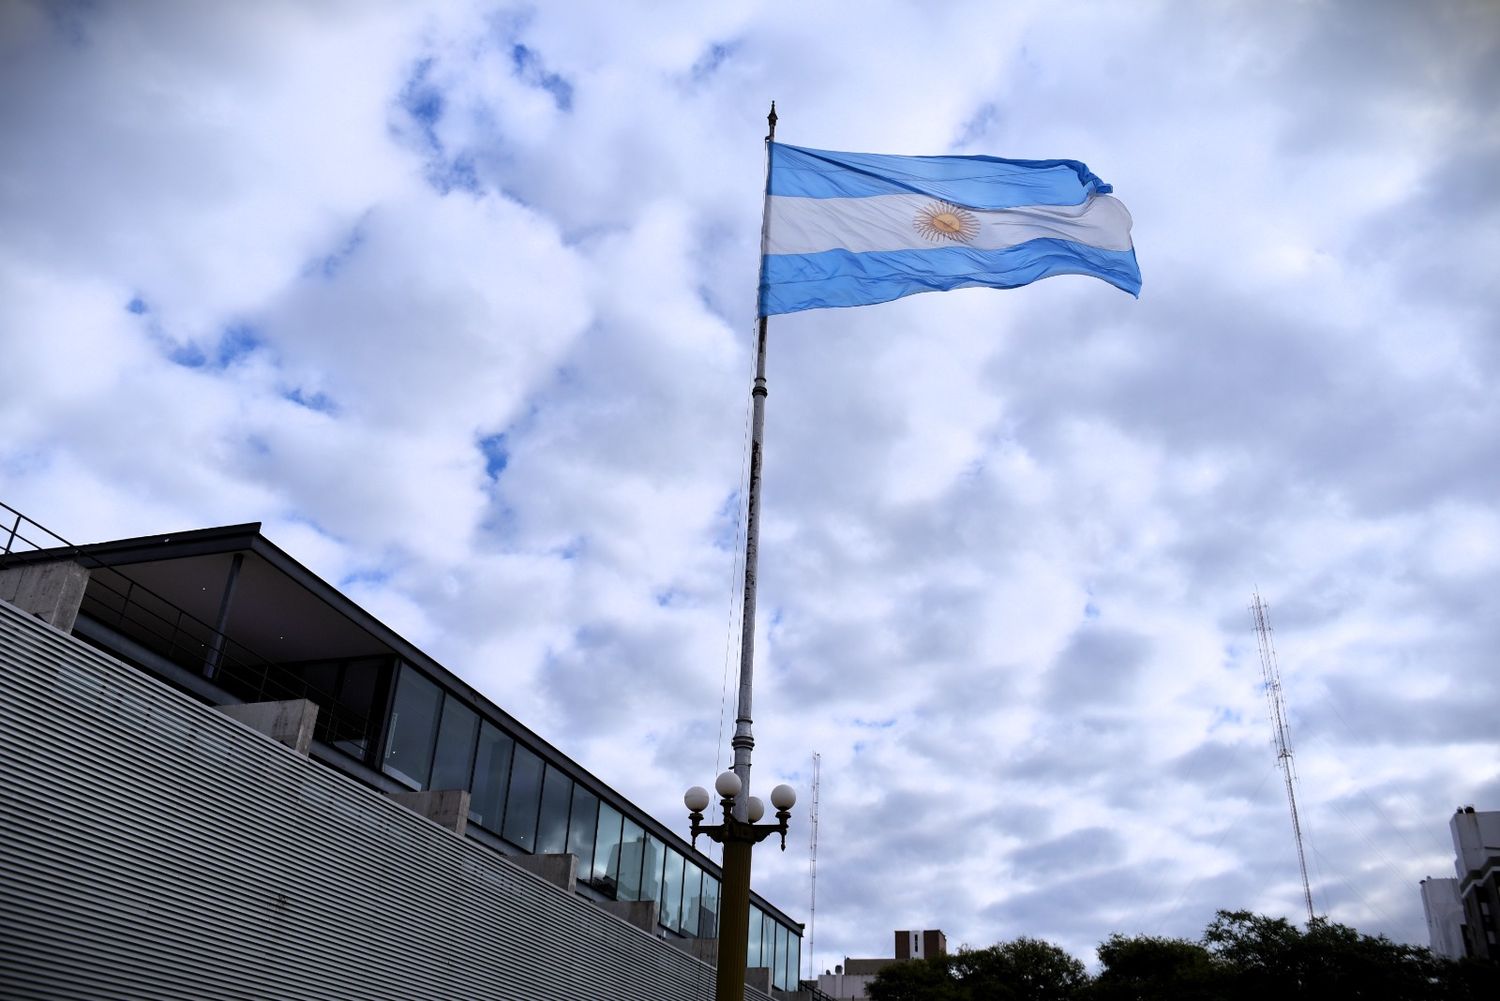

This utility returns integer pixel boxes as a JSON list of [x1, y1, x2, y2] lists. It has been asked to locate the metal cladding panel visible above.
[[0, 601, 773, 1001]]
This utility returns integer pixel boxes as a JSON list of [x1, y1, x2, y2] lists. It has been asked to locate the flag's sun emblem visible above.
[[914, 202, 980, 243]]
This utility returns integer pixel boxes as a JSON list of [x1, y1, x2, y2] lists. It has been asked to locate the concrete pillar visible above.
[[599, 899, 658, 932], [745, 966, 772, 994], [510, 852, 577, 891], [218, 699, 319, 755], [387, 789, 470, 836], [0, 560, 89, 632]]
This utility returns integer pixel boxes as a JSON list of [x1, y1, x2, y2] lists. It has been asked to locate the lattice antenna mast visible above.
[[1250, 591, 1315, 924], [806, 752, 821, 982]]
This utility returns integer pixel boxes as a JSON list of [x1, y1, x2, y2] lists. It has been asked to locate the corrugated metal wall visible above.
[[0, 599, 774, 1001]]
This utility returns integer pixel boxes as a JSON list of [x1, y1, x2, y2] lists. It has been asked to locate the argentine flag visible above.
[[759, 143, 1140, 316]]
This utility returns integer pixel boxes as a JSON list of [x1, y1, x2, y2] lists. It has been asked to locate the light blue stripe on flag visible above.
[[760, 241, 1142, 315], [759, 143, 1140, 315], [769, 143, 1113, 208]]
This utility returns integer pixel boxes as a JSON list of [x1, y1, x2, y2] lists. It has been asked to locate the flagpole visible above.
[[731, 100, 776, 824], [709, 100, 777, 1001]]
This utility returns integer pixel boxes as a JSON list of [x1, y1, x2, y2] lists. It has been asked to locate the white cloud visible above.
[[3, 0, 1498, 973]]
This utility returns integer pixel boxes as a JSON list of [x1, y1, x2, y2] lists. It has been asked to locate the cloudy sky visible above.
[[4, 0, 1499, 973]]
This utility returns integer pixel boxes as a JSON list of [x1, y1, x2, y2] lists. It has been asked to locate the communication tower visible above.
[[1250, 591, 1316, 923], [806, 752, 820, 981]]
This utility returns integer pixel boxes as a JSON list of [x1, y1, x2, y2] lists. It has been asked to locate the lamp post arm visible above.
[[690, 796, 789, 848]]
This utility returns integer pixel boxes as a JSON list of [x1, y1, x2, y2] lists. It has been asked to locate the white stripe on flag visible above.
[[765, 192, 1134, 256]]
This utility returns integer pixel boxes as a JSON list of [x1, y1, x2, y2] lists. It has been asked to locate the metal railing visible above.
[[0, 500, 374, 754]]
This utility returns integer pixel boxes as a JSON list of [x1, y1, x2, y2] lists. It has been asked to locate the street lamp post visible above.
[[685, 772, 796, 1001]]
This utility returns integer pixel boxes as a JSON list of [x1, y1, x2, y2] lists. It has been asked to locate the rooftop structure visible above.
[[816, 929, 946, 999], [0, 505, 805, 997]]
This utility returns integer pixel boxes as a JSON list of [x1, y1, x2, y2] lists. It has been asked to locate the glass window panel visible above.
[[567, 786, 599, 879], [535, 764, 573, 855], [429, 697, 479, 791], [469, 722, 513, 831], [680, 861, 703, 937], [659, 849, 684, 931], [382, 666, 442, 789], [638, 835, 666, 903], [300, 660, 341, 702], [747, 906, 764, 970], [616, 818, 646, 901], [591, 803, 623, 897], [785, 928, 800, 991], [333, 658, 384, 759], [700, 874, 720, 939], [762, 915, 775, 981], [502, 743, 545, 852], [766, 922, 779, 989], [293, 656, 386, 761], [300, 660, 341, 747], [776, 922, 791, 990]]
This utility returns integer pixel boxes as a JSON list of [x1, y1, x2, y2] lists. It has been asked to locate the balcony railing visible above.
[[1, 499, 373, 755]]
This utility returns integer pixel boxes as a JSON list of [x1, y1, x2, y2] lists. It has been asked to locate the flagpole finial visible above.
[[766, 102, 777, 142]]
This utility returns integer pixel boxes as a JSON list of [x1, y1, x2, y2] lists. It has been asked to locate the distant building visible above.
[[895, 928, 948, 960], [1420, 876, 1466, 961], [817, 929, 947, 999], [1450, 806, 1500, 961], [0, 510, 806, 998]]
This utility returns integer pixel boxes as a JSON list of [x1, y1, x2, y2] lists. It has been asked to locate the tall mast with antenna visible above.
[[1250, 591, 1315, 924], [806, 752, 820, 982]]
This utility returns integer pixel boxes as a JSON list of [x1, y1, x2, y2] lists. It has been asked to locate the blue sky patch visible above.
[[284, 387, 338, 415], [216, 324, 262, 367], [478, 432, 509, 479], [394, 56, 486, 196], [554, 536, 584, 561], [162, 324, 263, 371], [690, 41, 740, 82], [340, 567, 391, 589], [430, 152, 481, 195], [306, 222, 367, 280], [167, 341, 207, 368], [712, 488, 744, 551], [510, 43, 574, 111], [954, 101, 1000, 150], [126, 296, 148, 315], [398, 57, 444, 151]]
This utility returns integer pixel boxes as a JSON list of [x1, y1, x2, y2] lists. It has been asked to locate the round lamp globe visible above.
[[770, 783, 797, 810]]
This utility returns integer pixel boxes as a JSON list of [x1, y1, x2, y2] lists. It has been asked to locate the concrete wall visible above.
[[1420, 877, 1466, 960], [1451, 808, 1500, 877], [1449, 808, 1500, 961], [816, 970, 879, 999], [0, 598, 769, 1001], [218, 698, 319, 754], [0, 559, 88, 631]]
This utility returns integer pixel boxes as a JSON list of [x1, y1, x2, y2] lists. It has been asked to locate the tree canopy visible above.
[[865, 910, 1500, 1001], [867, 937, 1087, 1001]]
